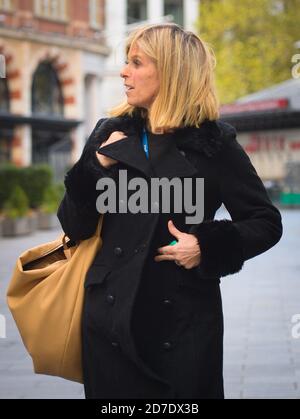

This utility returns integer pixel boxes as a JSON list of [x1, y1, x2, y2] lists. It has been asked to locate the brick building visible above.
[[0, 0, 108, 179]]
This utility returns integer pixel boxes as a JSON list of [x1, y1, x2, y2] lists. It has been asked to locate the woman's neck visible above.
[[145, 120, 166, 134]]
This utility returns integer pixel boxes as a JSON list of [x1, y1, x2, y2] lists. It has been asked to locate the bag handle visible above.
[[96, 213, 104, 237], [62, 214, 104, 260]]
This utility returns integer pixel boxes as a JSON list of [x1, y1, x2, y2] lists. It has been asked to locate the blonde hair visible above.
[[108, 23, 220, 133]]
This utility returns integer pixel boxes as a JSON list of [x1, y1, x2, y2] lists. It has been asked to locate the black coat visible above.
[[57, 112, 283, 399]]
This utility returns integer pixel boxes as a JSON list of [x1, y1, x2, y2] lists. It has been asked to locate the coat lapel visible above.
[[96, 132, 154, 178], [95, 112, 226, 179]]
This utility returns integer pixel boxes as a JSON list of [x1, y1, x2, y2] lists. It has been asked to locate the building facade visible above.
[[0, 0, 108, 178], [0, 0, 199, 177], [221, 79, 300, 184]]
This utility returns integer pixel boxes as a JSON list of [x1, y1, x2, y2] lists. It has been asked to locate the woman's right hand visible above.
[[95, 131, 128, 168]]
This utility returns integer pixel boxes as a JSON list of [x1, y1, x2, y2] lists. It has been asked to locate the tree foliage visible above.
[[197, 0, 300, 103]]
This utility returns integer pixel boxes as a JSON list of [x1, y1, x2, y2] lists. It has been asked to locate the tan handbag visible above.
[[6, 215, 104, 384]]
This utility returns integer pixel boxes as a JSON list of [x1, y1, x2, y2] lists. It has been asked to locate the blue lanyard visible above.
[[142, 127, 149, 159]]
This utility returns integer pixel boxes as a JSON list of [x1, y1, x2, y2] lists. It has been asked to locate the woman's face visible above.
[[120, 43, 160, 111]]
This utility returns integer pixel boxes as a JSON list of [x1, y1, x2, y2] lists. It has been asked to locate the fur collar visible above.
[[95, 110, 237, 159]]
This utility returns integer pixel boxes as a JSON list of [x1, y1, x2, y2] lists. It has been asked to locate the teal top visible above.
[[141, 127, 149, 159]]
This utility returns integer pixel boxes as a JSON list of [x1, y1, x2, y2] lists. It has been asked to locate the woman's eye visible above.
[[125, 60, 140, 66]]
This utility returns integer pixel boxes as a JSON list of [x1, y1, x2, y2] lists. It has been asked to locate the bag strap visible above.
[[96, 214, 104, 237], [62, 214, 104, 260]]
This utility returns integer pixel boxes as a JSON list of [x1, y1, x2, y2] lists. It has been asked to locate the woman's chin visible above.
[[127, 100, 142, 108], [125, 97, 148, 110]]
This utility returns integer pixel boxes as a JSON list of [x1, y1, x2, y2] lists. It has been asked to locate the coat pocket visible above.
[[84, 264, 112, 288]]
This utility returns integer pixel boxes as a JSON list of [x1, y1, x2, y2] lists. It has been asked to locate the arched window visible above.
[[0, 78, 9, 112], [32, 62, 64, 116]]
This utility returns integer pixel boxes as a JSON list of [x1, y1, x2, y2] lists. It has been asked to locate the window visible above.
[[0, 78, 9, 112], [34, 0, 67, 21], [164, 0, 184, 27], [89, 0, 103, 29], [0, 0, 13, 12], [32, 62, 64, 117], [127, 0, 147, 24]]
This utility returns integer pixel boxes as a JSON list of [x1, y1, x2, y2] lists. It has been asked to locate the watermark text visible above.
[[292, 54, 300, 79], [96, 170, 204, 224], [0, 55, 6, 78], [291, 314, 300, 339], [0, 314, 6, 339]]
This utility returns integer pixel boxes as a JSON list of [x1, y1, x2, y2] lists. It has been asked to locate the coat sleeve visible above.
[[189, 125, 283, 278], [57, 118, 119, 241]]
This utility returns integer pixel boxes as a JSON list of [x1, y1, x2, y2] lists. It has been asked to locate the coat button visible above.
[[111, 341, 119, 348], [163, 299, 172, 306], [114, 247, 123, 257], [162, 342, 172, 351], [106, 294, 115, 305]]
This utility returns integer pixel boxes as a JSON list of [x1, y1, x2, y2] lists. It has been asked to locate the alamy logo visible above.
[[292, 54, 300, 79], [0, 314, 6, 339], [96, 170, 205, 224], [291, 314, 300, 339], [0, 55, 6, 78]]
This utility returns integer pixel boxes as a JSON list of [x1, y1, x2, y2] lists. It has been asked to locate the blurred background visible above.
[[0, 0, 299, 399]]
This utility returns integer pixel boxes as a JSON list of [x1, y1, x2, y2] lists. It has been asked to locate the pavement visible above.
[[0, 208, 299, 399], [221, 208, 300, 399]]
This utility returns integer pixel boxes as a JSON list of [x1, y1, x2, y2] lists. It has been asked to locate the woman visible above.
[[57, 23, 283, 399]]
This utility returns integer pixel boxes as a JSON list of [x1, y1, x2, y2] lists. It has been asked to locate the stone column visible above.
[[100, 0, 128, 116], [147, 0, 164, 21], [184, 0, 200, 32], [9, 41, 32, 167], [10, 125, 31, 167]]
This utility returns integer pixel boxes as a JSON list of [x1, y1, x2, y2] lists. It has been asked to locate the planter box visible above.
[[28, 211, 39, 233], [2, 217, 31, 237], [38, 212, 60, 230]]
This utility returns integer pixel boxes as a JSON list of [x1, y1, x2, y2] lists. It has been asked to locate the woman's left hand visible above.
[[154, 220, 201, 269]]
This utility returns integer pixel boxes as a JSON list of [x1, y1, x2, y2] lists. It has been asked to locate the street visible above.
[[0, 208, 299, 399]]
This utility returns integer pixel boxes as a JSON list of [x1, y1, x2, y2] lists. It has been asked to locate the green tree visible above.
[[197, 0, 300, 104]]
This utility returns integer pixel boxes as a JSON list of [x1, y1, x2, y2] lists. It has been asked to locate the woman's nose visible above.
[[120, 71, 127, 79], [120, 63, 129, 79]]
